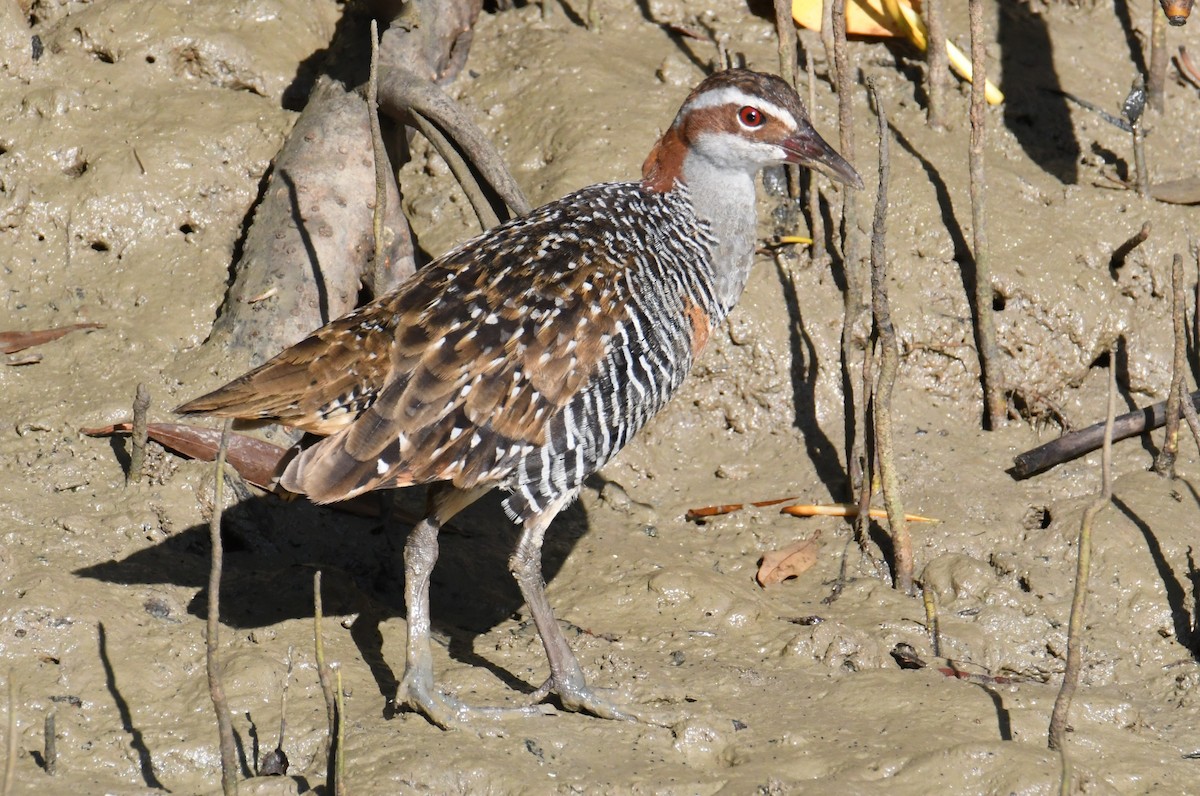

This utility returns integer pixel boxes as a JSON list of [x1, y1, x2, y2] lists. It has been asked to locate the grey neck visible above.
[[681, 154, 759, 314]]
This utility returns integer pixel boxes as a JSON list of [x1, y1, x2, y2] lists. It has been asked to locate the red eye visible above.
[[738, 106, 765, 127]]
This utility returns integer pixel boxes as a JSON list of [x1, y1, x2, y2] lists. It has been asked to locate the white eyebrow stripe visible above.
[[682, 87, 795, 128]]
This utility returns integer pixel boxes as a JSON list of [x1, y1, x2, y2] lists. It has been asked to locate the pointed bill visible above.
[[782, 125, 864, 189]]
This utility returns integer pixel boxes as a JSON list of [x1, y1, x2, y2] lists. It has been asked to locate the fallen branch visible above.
[[1011, 390, 1200, 478], [685, 496, 797, 520]]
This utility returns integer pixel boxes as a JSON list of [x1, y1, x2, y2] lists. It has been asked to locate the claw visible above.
[[522, 674, 669, 726], [400, 668, 549, 728]]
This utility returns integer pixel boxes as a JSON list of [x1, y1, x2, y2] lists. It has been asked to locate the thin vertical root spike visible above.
[[1048, 353, 1116, 754], [207, 419, 239, 795]]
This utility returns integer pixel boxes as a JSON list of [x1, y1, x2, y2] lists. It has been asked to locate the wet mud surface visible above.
[[3, 1, 1200, 792]]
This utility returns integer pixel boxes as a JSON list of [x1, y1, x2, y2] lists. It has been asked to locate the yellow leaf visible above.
[[792, 0, 1004, 105], [793, 0, 908, 38]]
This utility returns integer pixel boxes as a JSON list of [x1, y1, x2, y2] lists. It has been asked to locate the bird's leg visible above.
[[398, 485, 544, 728], [509, 499, 642, 722]]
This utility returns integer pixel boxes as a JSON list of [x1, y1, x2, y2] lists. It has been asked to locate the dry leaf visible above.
[[1151, 177, 1200, 205], [685, 496, 798, 521], [792, 0, 911, 38], [0, 322, 104, 354], [756, 530, 823, 586], [792, 0, 1004, 105], [82, 422, 291, 490]]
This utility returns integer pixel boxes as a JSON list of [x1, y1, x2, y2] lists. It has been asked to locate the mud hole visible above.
[[3, 1, 1200, 793]]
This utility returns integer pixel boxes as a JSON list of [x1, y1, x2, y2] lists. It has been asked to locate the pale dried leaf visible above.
[[756, 529, 823, 586], [1152, 177, 1200, 205]]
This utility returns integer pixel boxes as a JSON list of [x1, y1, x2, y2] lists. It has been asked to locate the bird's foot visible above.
[[526, 675, 665, 725], [400, 667, 549, 729]]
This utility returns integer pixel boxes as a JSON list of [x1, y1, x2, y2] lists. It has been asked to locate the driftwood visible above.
[[201, 0, 483, 370]]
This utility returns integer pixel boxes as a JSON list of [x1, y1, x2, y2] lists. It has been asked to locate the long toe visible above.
[[404, 679, 551, 729], [552, 680, 657, 724]]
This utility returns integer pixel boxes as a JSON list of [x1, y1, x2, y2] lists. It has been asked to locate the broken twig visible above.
[[127, 383, 150, 486], [43, 711, 55, 776]]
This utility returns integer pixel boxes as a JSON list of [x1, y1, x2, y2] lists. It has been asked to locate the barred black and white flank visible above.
[[177, 68, 861, 728]]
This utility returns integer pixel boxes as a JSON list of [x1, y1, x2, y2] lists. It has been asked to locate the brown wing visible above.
[[181, 193, 631, 504], [175, 297, 405, 436], [282, 223, 626, 503]]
